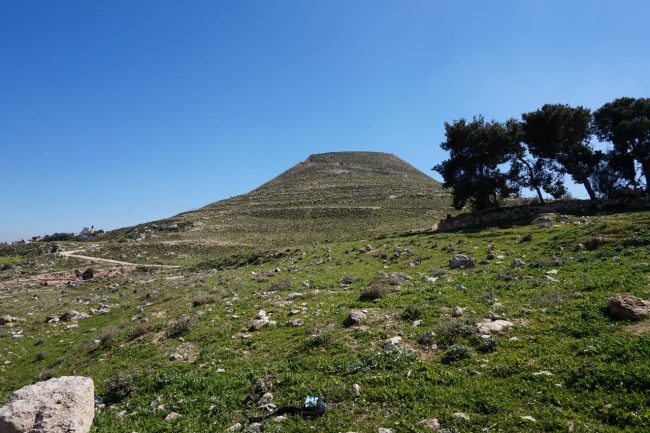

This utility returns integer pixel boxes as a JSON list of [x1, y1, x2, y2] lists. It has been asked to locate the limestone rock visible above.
[[343, 310, 366, 328], [607, 295, 650, 321], [0, 376, 94, 433], [510, 258, 525, 268], [477, 319, 514, 335], [449, 254, 475, 269]]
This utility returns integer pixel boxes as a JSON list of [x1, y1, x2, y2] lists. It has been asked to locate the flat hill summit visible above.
[[115, 151, 453, 245]]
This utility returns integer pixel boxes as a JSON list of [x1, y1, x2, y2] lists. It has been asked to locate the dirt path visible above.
[[58, 250, 180, 268]]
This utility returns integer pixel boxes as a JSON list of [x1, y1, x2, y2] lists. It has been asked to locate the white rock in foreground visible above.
[[0, 376, 94, 433], [477, 319, 514, 335]]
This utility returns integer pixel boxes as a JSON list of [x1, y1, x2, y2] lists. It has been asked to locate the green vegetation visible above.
[[435, 97, 650, 209], [2, 209, 649, 432]]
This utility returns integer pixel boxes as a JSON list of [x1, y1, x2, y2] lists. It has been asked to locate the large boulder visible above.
[[607, 295, 650, 321], [0, 376, 94, 433], [449, 254, 475, 269]]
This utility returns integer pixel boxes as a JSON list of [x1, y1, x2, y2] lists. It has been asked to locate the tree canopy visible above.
[[592, 97, 650, 189], [522, 104, 600, 200], [433, 117, 517, 210]]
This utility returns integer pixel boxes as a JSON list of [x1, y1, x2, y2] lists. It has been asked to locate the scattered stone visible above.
[[226, 422, 242, 432], [0, 376, 94, 433], [59, 310, 86, 322], [0, 316, 20, 326], [451, 306, 464, 318], [449, 254, 475, 269], [352, 383, 361, 394], [422, 417, 440, 430], [258, 392, 274, 409], [572, 243, 585, 252], [288, 318, 304, 327], [510, 258, 525, 268], [419, 331, 436, 345], [535, 215, 554, 224], [521, 416, 537, 423], [383, 336, 402, 351], [477, 319, 514, 335], [607, 295, 650, 321], [451, 412, 470, 421], [378, 428, 394, 433], [343, 310, 366, 328], [164, 412, 180, 422], [249, 310, 276, 331]]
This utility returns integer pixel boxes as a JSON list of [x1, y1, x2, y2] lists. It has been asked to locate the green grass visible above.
[[1, 210, 649, 432]]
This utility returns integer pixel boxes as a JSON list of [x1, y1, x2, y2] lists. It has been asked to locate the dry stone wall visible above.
[[435, 198, 649, 232]]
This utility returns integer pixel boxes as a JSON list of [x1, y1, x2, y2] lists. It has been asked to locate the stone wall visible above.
[[435, 198, 649, 232]]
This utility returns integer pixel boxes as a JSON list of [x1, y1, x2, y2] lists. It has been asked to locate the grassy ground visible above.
[[1, 210, 649, 432]]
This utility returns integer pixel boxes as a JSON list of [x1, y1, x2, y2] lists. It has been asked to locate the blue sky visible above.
[[1, 1, 649, 241]]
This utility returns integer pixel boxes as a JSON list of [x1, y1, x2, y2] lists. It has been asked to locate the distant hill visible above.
[[112, 151, 453, 245]]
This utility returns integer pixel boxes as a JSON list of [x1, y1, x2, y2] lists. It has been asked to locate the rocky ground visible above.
[[1, 210, 649, 432]]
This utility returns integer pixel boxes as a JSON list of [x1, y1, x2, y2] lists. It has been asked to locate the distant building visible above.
[[80, 226, 96, 235]]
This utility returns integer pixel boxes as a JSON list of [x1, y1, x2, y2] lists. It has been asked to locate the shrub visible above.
[[192, 294, 216, 307], [476, 336, 498, 353], [168, 314, 196, 338], [104, 370, 136, 403], [436, 320, 477, 347], [303, 326, 332, 350], [268, 278, 292, 292], [99, 328, 119, 348], [400, 305, 424, 321], [441, 344, 473, 364], [359, 282, 394, 301], [130, 324, 151, 340]]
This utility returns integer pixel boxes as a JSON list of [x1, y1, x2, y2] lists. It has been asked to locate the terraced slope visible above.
[[114, 152, 452, 245]]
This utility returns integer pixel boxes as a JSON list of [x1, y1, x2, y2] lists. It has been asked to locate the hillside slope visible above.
[[114, 152, 452, 245], [2, 210, 650, 432]]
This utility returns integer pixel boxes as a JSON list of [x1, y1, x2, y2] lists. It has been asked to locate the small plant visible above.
[[441, 344, 473, 364], [168, 314, 196, 338], [104, 370, 136, 404], [130, 324, 151, 340], [192, 294, 216, 307], [303, 326, 332, 350], [476, 336, 498, 353], [359, 282, 394, 301], [400, 305, 424, 321], [436, 320, 477, 347], [99, 328, 119, 348], [268, 278, 293, 292]]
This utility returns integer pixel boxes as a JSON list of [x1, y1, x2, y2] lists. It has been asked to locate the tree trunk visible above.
[[533, 186, 545, 204], [583, 180, 597, 200], [519, 157, 546, 204]]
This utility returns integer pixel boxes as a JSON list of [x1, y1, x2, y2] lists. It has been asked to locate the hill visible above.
[[113, 152, 453, 246]]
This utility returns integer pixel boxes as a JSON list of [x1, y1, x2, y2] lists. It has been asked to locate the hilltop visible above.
[[112, 152, 452, 246]]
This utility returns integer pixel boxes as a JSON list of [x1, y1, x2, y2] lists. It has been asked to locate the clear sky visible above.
[[2, 1, 649, 241]]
